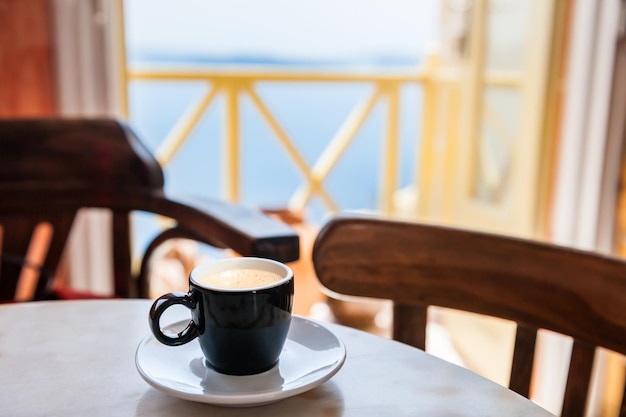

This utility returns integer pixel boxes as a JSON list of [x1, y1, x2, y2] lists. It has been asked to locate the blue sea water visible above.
[[127, 57, 424, 255]]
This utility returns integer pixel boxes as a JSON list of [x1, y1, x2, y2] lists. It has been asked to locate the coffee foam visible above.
[[197, 268, 283, 289]]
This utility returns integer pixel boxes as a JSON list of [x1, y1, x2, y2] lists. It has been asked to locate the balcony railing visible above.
[[126, 54, 521, 222]]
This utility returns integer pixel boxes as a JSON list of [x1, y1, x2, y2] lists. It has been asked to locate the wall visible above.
[[0, 0, 57, 116]]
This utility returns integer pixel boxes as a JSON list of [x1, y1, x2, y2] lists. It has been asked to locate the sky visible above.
[[124, 0, 440, 62]]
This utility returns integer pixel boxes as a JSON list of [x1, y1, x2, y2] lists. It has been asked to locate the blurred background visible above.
[[2, 0, 626, 415]]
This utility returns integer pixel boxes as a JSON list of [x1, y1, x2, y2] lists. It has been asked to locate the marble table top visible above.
[[0, 299, 554, 417]]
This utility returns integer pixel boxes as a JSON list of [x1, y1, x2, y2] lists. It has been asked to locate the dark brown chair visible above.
[[312, 214, 626, 417], [0, 118, 299, 302]]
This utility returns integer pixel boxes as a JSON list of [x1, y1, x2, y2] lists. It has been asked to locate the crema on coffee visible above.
[[198, 268, 283, 289]]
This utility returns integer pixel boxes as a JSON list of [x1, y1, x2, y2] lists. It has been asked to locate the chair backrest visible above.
[[0, 118, 299, 301], [312, 214, 626, 417]]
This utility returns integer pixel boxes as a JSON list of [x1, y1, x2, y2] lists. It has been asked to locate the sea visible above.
[[126, 54, 424, 254]]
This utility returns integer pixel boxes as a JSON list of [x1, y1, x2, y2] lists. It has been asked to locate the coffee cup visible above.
[[149, 257, 294, 376]]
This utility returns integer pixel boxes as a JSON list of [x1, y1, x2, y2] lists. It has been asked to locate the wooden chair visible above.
[[0, 118, 299, 302], [312, 214, 626, 417]]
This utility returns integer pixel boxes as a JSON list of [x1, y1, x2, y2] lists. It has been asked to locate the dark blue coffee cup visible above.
[[149, 257, 294, 376]]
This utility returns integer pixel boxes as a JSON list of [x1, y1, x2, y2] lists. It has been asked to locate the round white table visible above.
[[0, 300, 554, 417]]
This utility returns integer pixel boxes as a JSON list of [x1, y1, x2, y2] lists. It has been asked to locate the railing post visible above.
[[381, 81, 400, 216], [224, 80, 240, 202], [441, 81, 460, 222], [416, 51, 440, 219]]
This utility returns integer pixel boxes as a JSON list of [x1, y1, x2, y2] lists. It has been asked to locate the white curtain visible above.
[[52, 0, 126, 294]]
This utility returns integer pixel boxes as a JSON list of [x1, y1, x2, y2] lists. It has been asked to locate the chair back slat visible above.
[[312, 215, 626, 417], [509, 324, 537, 397], [111, 210, 132, 298], [561, 341, 595, 417], [393, 303, 427, 350]]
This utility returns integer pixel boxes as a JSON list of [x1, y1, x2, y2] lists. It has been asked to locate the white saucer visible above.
[[135, 316, 346, 407]]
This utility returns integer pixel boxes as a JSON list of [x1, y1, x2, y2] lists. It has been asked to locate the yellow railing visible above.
[[126, 56, 522, 220], [128, 66, 427, 216]]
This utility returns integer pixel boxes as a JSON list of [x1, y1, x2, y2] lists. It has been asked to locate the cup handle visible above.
[[149, 292, 199, 346]]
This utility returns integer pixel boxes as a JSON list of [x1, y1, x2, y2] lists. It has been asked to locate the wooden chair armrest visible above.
[[155, 192, 300, 263], [134, 192, 300, 298]]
